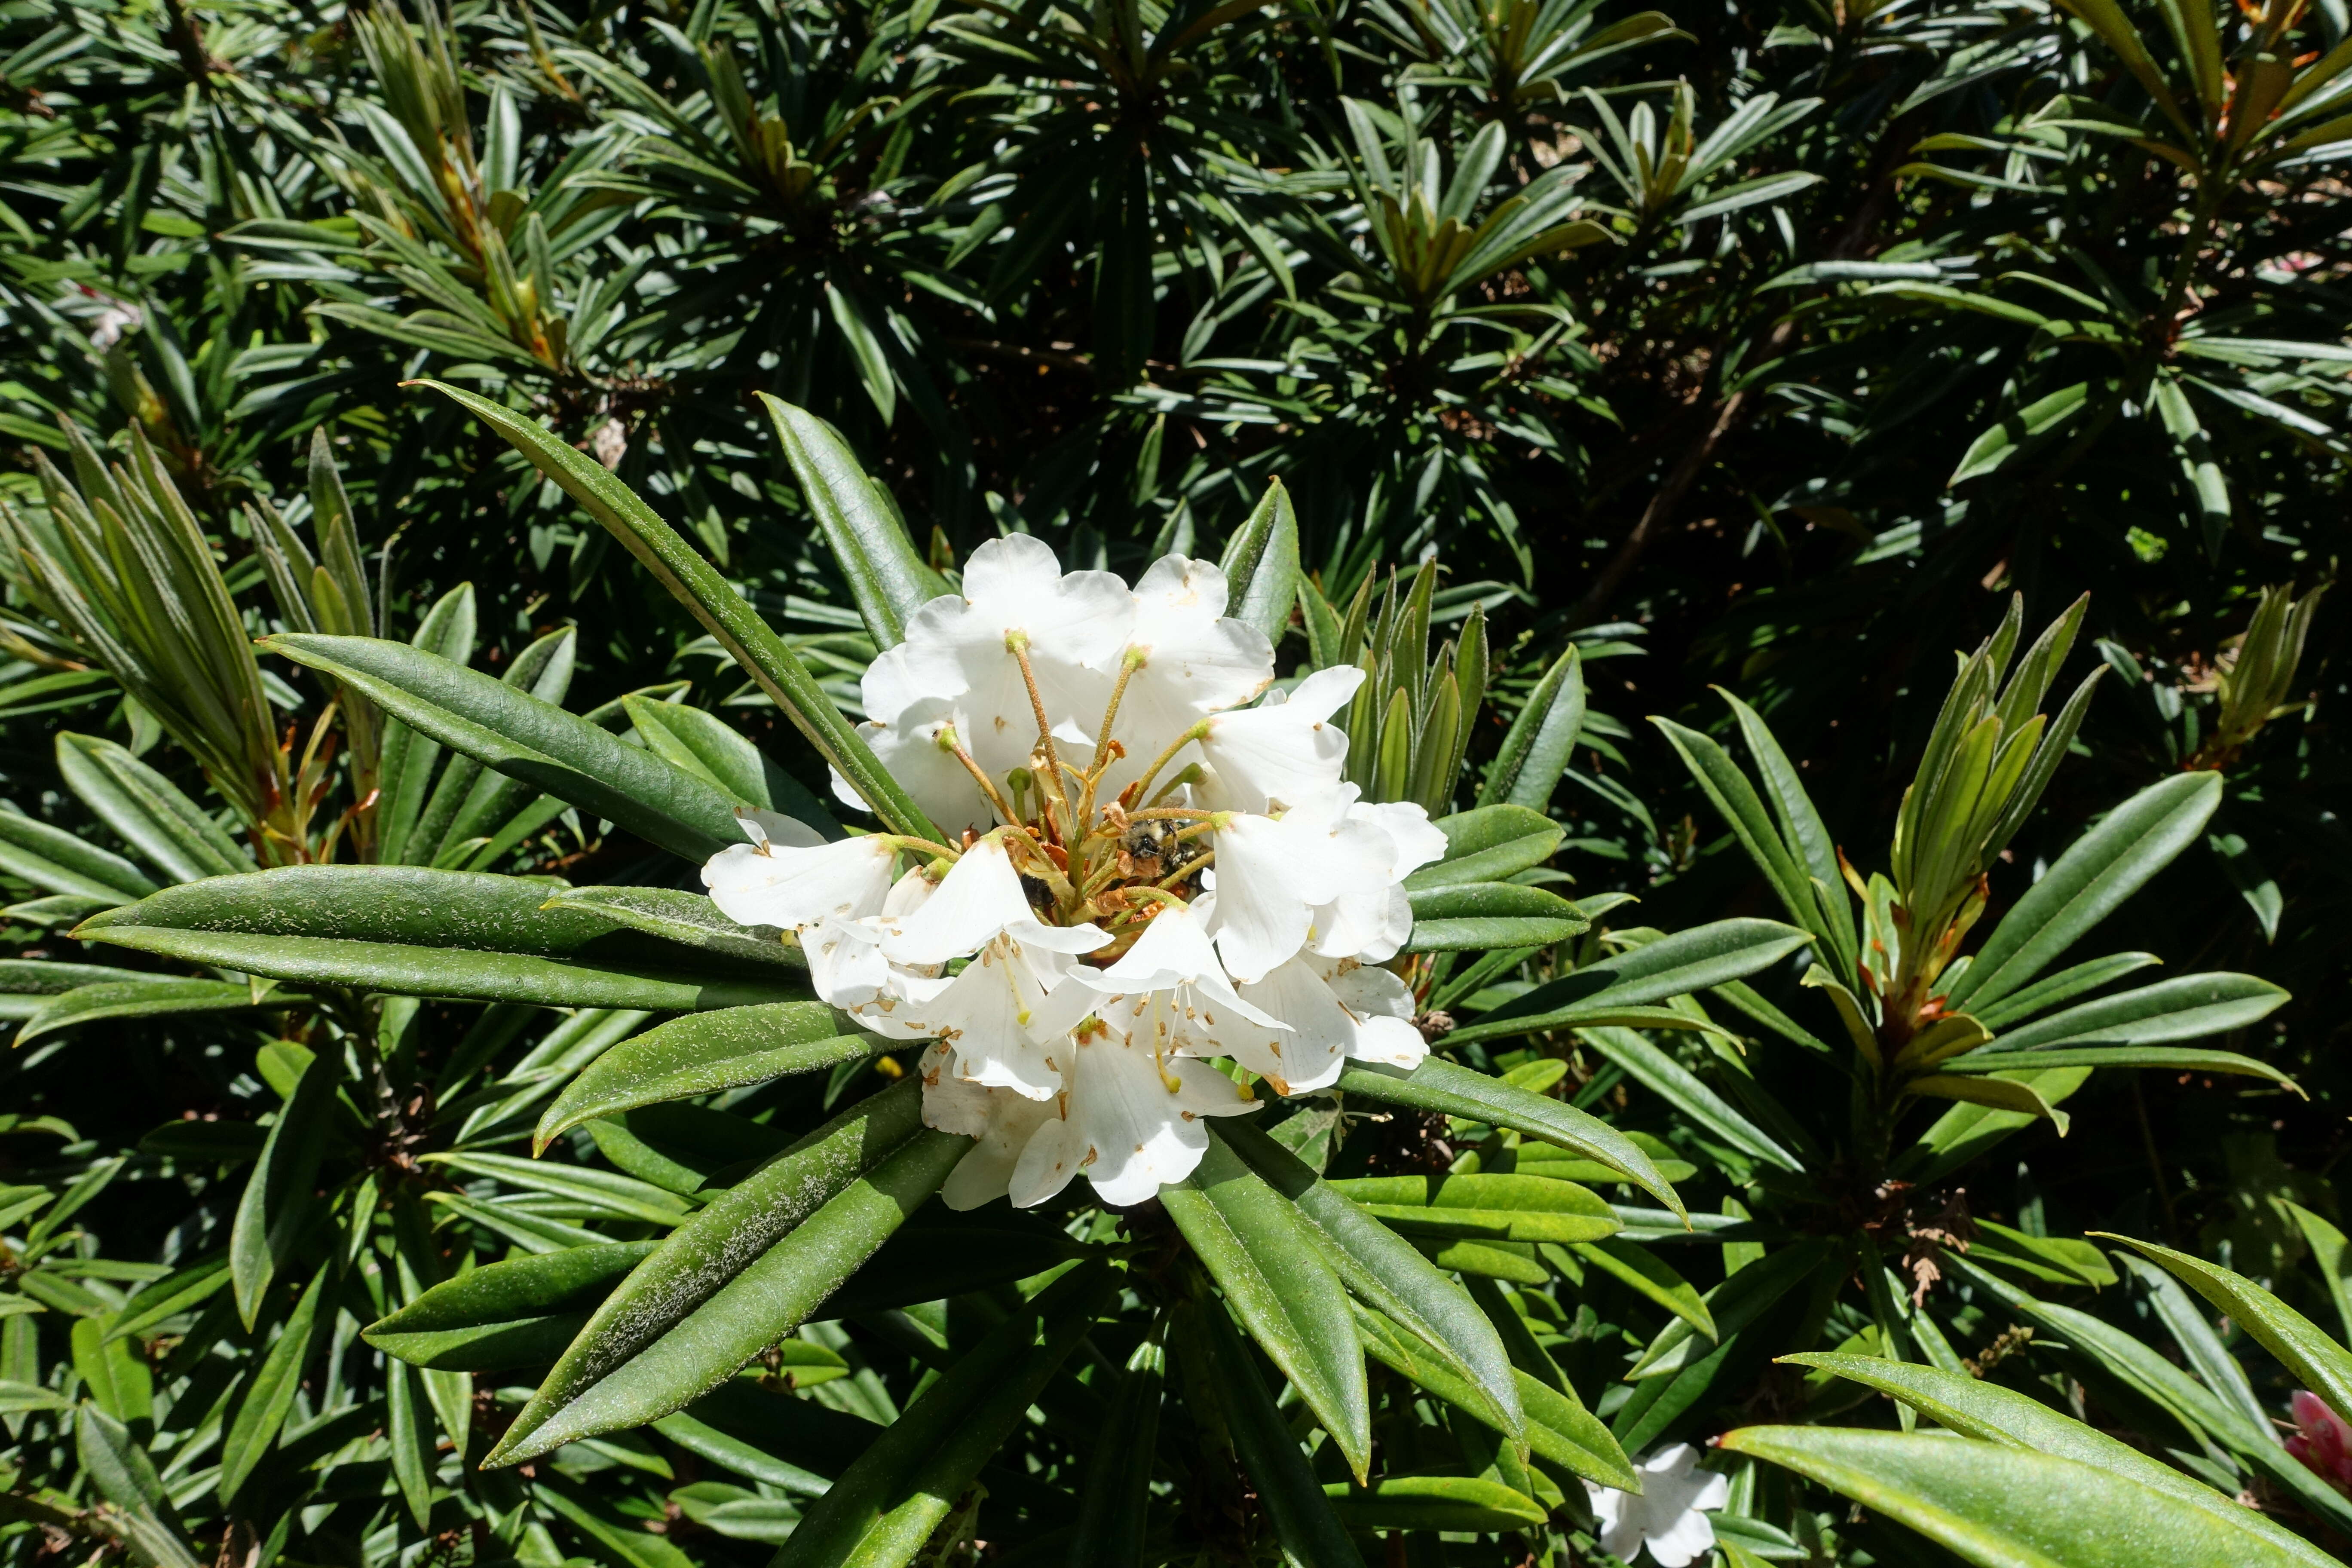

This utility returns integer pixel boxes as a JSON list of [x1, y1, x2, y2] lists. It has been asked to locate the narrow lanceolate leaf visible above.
[[262, 633, 741, 861], [1185, 1297, 1367, 1568], [2093, 1234, 2352, 1427], [536, 1004, 876, 1150], [1403, 881, 1590, 950], [1720, 1426, 2321, 1568], [1323, 1476, 1546, 1532], [539, 887, 807, 972], [230, 1050, 337, 1327], [1327, 1173, 1620, 1243], [15, 978, 303, 1048], [366, 1243, 657, 1371], [56, 732, 252, 882], [76, 1406, 198, 1568], [1163, 1137, 1372, 1482], [489, 1080, 961, 1465], [1217, 1121, 1521, 1437], [1406, 804, 1564, 889], [76, 867, 808, 1011], [414, 381, 933, 841], [1484, 644, 1584, 812], [1068, 1339, 1165, 1568], [1945, 772, 2223, 1011], [1447, 919, 1813, 1046], [1339, 1057, 1685, 1220], [773, 1263, 1111, 1568], [757, 396, 948, 649], [1781, 1354, 2338, 1568], [1972, 973, 2288, 1056], [1219, 477, 1302, 645], [0, 808, 154, 903], [218, 1266, 327, 1504]]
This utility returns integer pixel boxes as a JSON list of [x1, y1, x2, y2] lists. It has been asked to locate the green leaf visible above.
[[1575, 1025, 1805, 1171], [366, 1243, 657, 1371], [56, 732, 251, 883], [385, 1356, 435, 1529], [218, 1265, 326, 1503], [1629, 1239, 1831, 1380], [70, 1315, 150, 1426], [1323, 1475, 1547, 1532], [0, 806, 154, 904], [1781, 1354, 2337, 1568], [771, 1262, 1111, 1568], [1327, 1172, 1621, 1243], [757, 396, 949, 649], [1066, 1338, 1164, 1568], [1969, 953, 2161, 1034], [1906, 1072, 2070, 1133], [1571, 1238, 1715, 1338], [1651, 716, 1832, 960], [1184, 1297, 1367, 1568], [230, 1049, 336, 1328], [1720, 1425, 2322, 1568], [1894, 1066, 2091, 1188], [488, 1080, 961, 1465], [1948, 382, 2093, 484], [1163, 1137, 1372, 1482], [110, 1252, 231, 1341], [2285, 1201, 2352, 1343], [1406, 805, 1564, 889], [1219, 478, 1302, 646], [537, 886, 808, 973], [76, 1406, 197, 1568], [1717, 689, 1860, 976], [423, 1152, 694, 1228], [1447, 919, 1813, 1046], [79, 867, 809, 1011], [535, 1003, 876, 1150], [262, 634, 741, 861], [1939, 1044, 2297, 1088], [1973, 973, 2288, 1056], [1403, 880, 1591, 951], [623, 695, 839, 833], [413, 382, 931, 840], [1217, 1120, 1522, 1437], [15, 978, 303, 1048], [2095, 1234, 2352, 1426], [1484, 645, 1584, 812], [1338, 1057, 1685, 1219], [1945, 773, 2223, 1012]]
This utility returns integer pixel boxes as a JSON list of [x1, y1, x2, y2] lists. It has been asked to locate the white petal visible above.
[[804, 914, 889, 1006], [860, 642, 937, 725], [1116, 554, 1274, 733], [1065, 1035, 1257, 1207], [1194, 701, 1351, 815], [1310, 885, 1413, 964], [701, 834, 895, 930], [830, 764, 871, 814], [1643, 1509, 1717, 1568], [1229, 957, 1352, 1092], [1284, 664, 1369, 722], [867, 701, 1003, 840], [918, 1042, 995, 1136], [1008, 1107, 1086, 1207], [879, 837, 1035, 965], [1091, 901, 1224, 989], [926, 937, 1064, 1099], [1349, 798, 1449, 877], [1202, 815, 1312, 982], [732, 807, 827, 851]]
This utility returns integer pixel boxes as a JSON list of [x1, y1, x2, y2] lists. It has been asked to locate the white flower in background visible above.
[[707, 537, 1447, 1208], [1587, 1444, 1730, 1568]]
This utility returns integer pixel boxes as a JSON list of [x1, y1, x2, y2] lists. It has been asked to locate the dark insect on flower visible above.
[[1118, 817, 1181, 879]]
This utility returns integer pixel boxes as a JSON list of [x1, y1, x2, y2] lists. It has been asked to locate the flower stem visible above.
[[939, 723, 1019, 827], [1130, 720, 1209, 805]]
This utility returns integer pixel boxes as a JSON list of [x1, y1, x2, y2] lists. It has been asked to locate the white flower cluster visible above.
[[703, 536, 1445, 1209]]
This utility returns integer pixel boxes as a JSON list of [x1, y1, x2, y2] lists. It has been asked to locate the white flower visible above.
[[701, 809, 893, 930], [1192, 665, 1363, 814], [702, 536, 1455, 1210], [887, 535, 1132, 780], [1588, 1444, 1730, 1568], [1006, 1017, 1262, 1208]]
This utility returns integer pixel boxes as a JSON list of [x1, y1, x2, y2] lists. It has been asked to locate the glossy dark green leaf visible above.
[[1338, 1057, 1684, 1219], [534, 1004, 874, 1149], [217, 1265, 325, 1504], [366, 1242, 656, 1371], [1721, 1425, 2319, 1568], [1572, 1238, 1715, 1337], [1066, 1338, 1163, 1568], [229, 1049, 335, 1327], [2095, 1234, 2352, 1425], [1216, 1120, 1521, 1436], [0, 806, 153, 904], [1163, 1136, 1372, 1481], [489, 1079, 960, 1464], [1219, 476, 1302, 644], [16, 979, 300, 1047], [1449, 919, 1813, 1046], [263, 633, 740, 861], [76, 1406, 196, 1568], [1972, 972, 2288, 1056], [771, 1262, 1109, 1568], [1329, 1172, 1619, 1243], [537, 886, 805, 972], [109, 1252, 231, 1341], [622, 695, 839, 834], [1323, 1475, 1547, 1532], [1483, 645, 1583, 812], [56, 732, 251, 883], [416, 382, 931, 840], [1782, 1354, 2337, 1568], [1945, 772, 2223, 1012], [1185, 1297, 1366, 1568], [1406, 805, 1564, 890], [759, 396, 949, 649], [1403, 881, 1590, 950]]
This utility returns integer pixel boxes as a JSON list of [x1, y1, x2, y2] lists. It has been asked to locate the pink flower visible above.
[[2286, 1391, 2352, 1493]]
